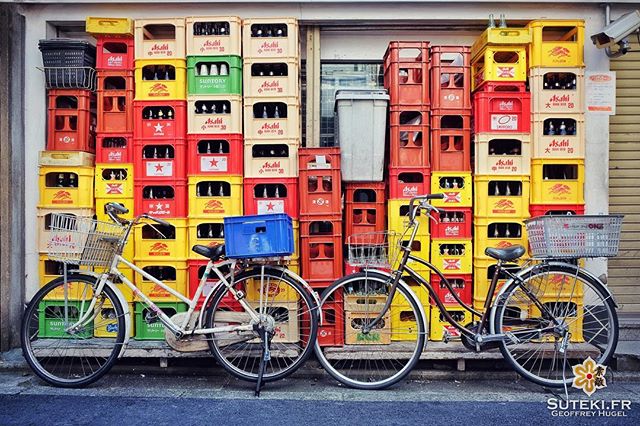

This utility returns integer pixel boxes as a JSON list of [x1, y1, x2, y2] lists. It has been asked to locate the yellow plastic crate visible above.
[[243, 97, 301, 140], [390, 305, 424, 342], [387, 199, 430, 236], [38, 165, 95, 209], [529, 67, 585, 113], [245, 275, 300, 302], [287, 258, 300, 275], [185, 16, 242, 57], [243, 140, 299, 178], [474, 133, 531, 175], [94, 164, 134, 198], [134, 18, 186, 59], [95, 197, 135, 223], [243, 58, 300, 98], [37, 208, 95, 253], [392, 234, 431, 281], [187, 94, 242, 134], [473, 175, 530, 218], [473, 258, 523, 304], [94, 301, 135, 338], [242, 18, 299, 59], [345, 310, 391, 345], [531, 113, 585, 158], [133, 218, 188, 260], [87, 17, 134, 36], [38, 151, 95, 167], [188, 218, 224, 259], [134, 260, 188, 302], [187, 175, 243, 219], [531, 159, 585, 205], [473, 217, 528, 259], [471, 26, 532, 59], [527, 20, 585, 68], [430, 239, 472, 275], [134, 59, 186, 100], [471, 45, 527, 91], [430, 172, 473, 208], [392, 276, 430, 308], [429, 306, 472, 341]]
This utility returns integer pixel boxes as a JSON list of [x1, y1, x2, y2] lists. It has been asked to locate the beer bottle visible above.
[[274, 106, 280, 119], [262, 106, 269, 119], [57, 173, 65, 187], [210, 63, 219, 76], [220, 63, 228, 76]]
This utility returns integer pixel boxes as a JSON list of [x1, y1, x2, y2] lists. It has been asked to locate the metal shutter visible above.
[[609, 40, 640, 314]]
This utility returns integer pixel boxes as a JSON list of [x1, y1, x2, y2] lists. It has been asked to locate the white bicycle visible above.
[[21, 203, 319, 395]]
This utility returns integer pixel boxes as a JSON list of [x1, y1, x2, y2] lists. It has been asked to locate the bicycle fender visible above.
[[361, 268, 429, 339]]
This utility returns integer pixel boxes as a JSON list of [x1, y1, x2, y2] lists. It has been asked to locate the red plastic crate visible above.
[[430, 46, 472, 110], [134, 139, 187, 181], [96, 133, 133, 163], [430, 112, 472, 172], [243, 177, 299, 219], [389, 167, 431, 199], [96, 36, 135, 71], [47, 90, 96, 152], [301, 233, 343, 288], [383, 41, 430, 107], [344, 182, 386, 238], [134, 179, 187, 218], [474, 81, 527, 93], [472, 88, 531, 133], [97, 70, 134, 133], [186, 133, 243, 176], [430, 207, 472, 238], [431, 274, 472, 305], [188, 260, 240, 310], [529, 203, 585, 217], [389, 108, 430, 168], [301, 288, 344, 347], [299, 148, 342, 216], [133, 100, 187, 140]]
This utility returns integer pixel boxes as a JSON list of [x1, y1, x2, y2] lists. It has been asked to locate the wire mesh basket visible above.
[[347, 231, 402, 268], [525, 215, 624, 259], [38, 67, 97, 91], [47, 213, 127, 267]]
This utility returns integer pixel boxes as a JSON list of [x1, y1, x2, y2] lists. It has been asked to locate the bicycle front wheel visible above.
[[494, 263, 618, 388], [315, 272, 426, 390], [21, 274, 126, 387], [204, 266, 318, 383]]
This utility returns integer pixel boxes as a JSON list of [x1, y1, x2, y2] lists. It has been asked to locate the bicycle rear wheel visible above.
[[21, 274, 126, 387], [315, 271, 426, 390], [494, 263, 618, 388], [204, 266, 318, 383]]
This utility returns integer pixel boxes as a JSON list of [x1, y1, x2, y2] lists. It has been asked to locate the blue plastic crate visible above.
[[224, 214, 294, 259]]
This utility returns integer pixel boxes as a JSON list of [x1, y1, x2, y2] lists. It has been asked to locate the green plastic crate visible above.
[[134, 302, 187, 340], [187, 55, 242, 95], [38, 300, 93, 338]]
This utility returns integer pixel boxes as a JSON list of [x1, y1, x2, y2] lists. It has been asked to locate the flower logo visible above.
[[572, 357, 607, 396]]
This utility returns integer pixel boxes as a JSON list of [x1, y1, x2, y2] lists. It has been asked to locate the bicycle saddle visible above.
[[485, 245, 526, 261], [192, 244, 226, 261]]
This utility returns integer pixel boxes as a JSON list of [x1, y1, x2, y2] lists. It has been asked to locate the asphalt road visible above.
[[0, 370, 638, 425]]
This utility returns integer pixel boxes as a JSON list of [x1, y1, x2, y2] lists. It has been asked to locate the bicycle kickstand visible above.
[[255, 327, 273, 397]]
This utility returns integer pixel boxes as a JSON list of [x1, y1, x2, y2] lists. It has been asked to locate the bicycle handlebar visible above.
[[105, 202, 171, 227], [408, 194, 445, 222]]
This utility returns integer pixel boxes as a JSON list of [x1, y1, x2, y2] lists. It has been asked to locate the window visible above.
[[302, 62, 384, 147]]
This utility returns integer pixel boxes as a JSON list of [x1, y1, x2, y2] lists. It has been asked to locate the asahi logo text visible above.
[[151, 43, 169, 51], [107, 55, 124, 67]]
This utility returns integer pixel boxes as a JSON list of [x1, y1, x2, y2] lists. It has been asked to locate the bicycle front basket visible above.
[[525, 215, 623, 258], [47, 213, 127, 267]]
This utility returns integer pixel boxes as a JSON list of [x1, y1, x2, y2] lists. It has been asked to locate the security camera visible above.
[[591, 9, 640, 49]]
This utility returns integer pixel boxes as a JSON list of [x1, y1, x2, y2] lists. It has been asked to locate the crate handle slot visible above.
[[242, 221, 267, 234]]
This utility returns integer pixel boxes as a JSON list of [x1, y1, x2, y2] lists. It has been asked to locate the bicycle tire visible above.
[[494, 263, 618, 388], [204, 267, 318, 383], [314, 271, 426, 390], [21, 274, 126, 387]]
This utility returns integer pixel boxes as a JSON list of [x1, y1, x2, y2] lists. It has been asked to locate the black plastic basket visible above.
[[39, 39, 96, 89]]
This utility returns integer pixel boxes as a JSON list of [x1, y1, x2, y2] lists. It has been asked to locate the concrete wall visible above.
[[16, 1, 613, 300]]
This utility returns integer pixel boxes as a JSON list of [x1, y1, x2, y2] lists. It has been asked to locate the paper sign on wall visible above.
[[585, 72, 616, 115]]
